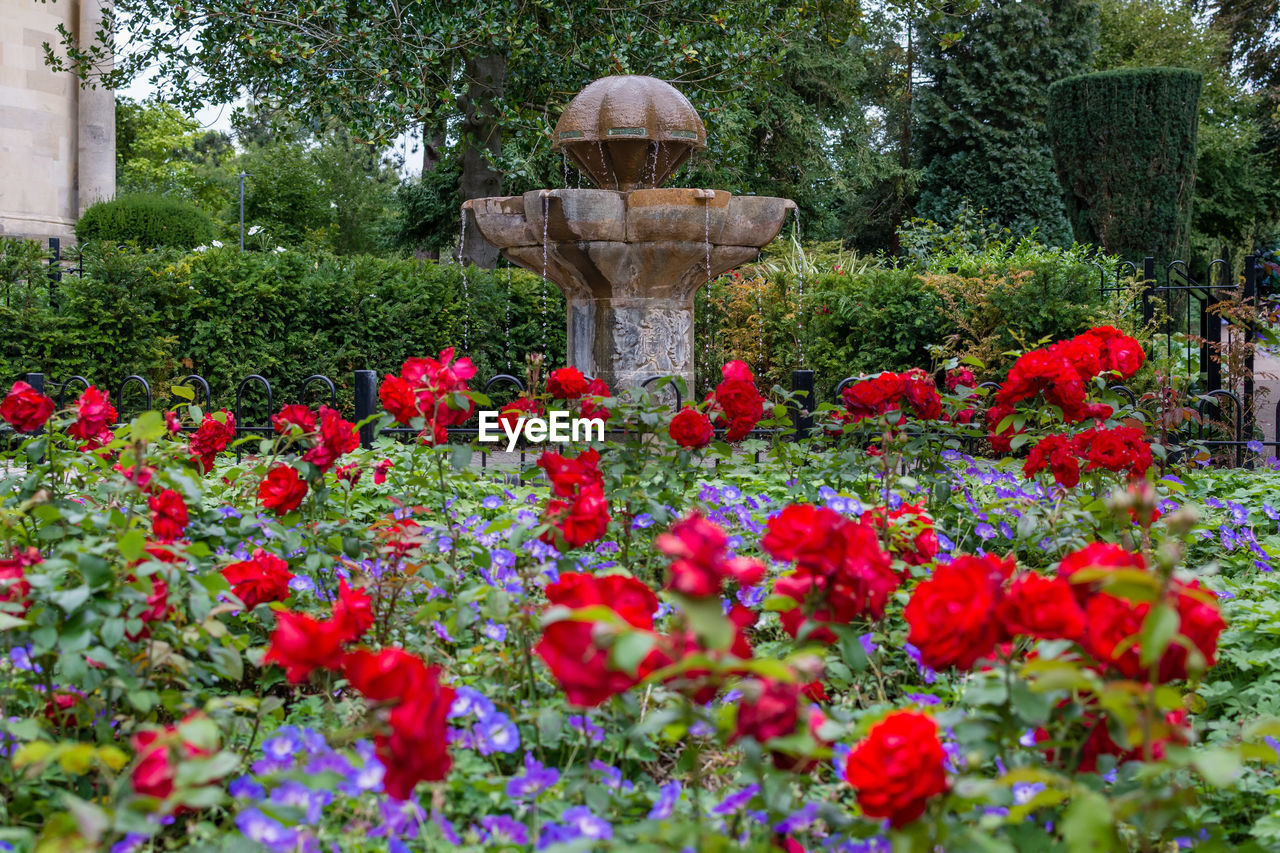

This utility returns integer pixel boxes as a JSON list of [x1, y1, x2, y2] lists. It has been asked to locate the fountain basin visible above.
[[463, 188, 794, 390]]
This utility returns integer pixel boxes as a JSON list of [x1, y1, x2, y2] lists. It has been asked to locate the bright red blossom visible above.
[[706, 360, 765, 441], [903, 553, 1015, 670], [68, 386, 117, 448], [271, 404, 317, 435], [669, 407, 714, 448], [656, 512, 765, 597], [0, 381, 54, 432], [222, 549, 294, 609], [534, 572, 661, 707], [845, 710, 949, 828], [0, 547, 40, 615], [189, 411, 237, 473], [999, 572, 1086, 641], [302, 406, 359, 472], [258, 465, 308, 515], [148, 489, 189, 542], [546, 366, 589, 399]]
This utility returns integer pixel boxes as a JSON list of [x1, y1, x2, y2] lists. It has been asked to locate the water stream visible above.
[[458, 214, 470, 352], [504, 263, 513, 371], [542, 193, 551, 355], [793, 207, 804, 367]]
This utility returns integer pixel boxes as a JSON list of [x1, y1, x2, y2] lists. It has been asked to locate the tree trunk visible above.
[[421, 120, 446, 174], [457, 53, 506, 269]]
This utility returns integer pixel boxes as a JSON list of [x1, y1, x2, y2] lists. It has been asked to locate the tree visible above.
[[913, 0, 1099, 246], [115, 97, 235, 214], [1092, 0, 1280, 261], [44, 0, 811, 266], [1047, 67, 1202, 266]]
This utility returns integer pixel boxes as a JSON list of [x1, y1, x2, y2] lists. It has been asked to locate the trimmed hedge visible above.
[[76, 194, 216, 250], [1048, 67, 1202, 267], [0, 244, 565, 417]]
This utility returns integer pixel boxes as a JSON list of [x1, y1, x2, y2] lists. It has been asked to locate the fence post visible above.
[[1242, 255, 1258, 458], [790, 369, 814, 441], [353, 370, 378, 448], [1141, 256, 1156, 326]]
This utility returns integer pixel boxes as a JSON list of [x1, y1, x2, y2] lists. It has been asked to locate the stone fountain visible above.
[[462, 75, 795, 390]]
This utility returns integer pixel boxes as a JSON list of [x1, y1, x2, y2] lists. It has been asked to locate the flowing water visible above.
[[542, 193, 550, 355], [792, 207, 804, 367], [504, 264, 513, 371], [704, 196, 712, 281], [458, 215, 470, 352], [647, 142, 659, 188]]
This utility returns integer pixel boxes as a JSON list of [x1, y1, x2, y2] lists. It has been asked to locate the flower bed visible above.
[[1, 333, 1278, 852]]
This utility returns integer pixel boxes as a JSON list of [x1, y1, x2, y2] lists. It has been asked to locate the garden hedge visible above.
[[75, 194, 217, 250], [1047, 67, 1202, 267]]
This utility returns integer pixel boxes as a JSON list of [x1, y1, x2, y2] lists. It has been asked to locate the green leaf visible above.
[[51, 585, 90, 614], [118, 529, 146, 563], [838, 628, 869, 672], [130, 410, 166, 443], [1139, 602, 1180, 667], [610, 630, 656, 675], [1194, 747, 1243, 786], [170, 384, 195, 401], [674, 593, 734, 652], [1061, 789, 1118, 850]]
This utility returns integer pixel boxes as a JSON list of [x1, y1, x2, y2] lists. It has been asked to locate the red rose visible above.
[[945, 367, 976, 392], [67, 386, 117, 448], [903, 554, 1014, 670], [1086, 326, 1146, 379], [534, 572, 661, 707], [1080, 578, 1224, 682], [656, 511, 765, 598], [302, 406, 360, 472], [335, 462, 362, 485], [373, 458, 393, 485], [902, 369, 942, 420], [379, 374, 420, 424], [258, 464, 308, 515], [222, 549, 294, 609], [1058, 541, 1144, 604], [845, 710, 949, 827], [499, 396, 543, 433], [985, 402, 1022, 453], [43, 687, 85, 729], [0, 381, 54, 432], [547, 366, 589, 399], [189, 411, 237, 473], [841, 373, 904, 422], [999, 572, 1085, 641], [654, 604, 756, 703], [131, 714, 219, 803], [708, 361, 764, 441], [1023, 433, 1081, 488], [860, 503, 939, 569], [124, 572, 173, 642], [0, 547, 39, 615], [767, 505, 898, 640], [264, 610, 347, 683], [733, 678, 802, 744], [271, 404, 316, 435], [331, 580, 374, 644], [165, 410, 182, 435], [537, 448, 604, 498], [669, 407, 714, 449], [1075, 426, 1153, 479], [580, 377, 612, 422], [148, 489, 189, 542]]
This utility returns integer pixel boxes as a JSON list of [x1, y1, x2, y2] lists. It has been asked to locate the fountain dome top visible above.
[[553, 75, 707, 192]]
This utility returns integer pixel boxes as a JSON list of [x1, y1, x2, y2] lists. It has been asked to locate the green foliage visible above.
[[115, 97, 236, 214], [1092, 0, 1280, 265], [914, 0, 1098, 246], [75, 194, 216, 250], [387, 163, 465, 256], [1, 246, 564, 412], [1047, 67, 1203, 267]]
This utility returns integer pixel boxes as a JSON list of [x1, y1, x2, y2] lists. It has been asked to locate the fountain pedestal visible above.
[[461, 76, 795, 391]]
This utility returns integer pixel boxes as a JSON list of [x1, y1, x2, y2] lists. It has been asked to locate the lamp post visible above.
[[238, 171, 248, 251]]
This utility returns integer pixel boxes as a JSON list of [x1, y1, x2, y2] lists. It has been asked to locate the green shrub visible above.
[[75, 194, 216, 249], [1048, 67, 1202, 266], [1, 245, 564, 417]]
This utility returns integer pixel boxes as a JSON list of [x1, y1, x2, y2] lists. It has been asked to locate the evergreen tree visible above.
[[913, 0, 1098, 245]]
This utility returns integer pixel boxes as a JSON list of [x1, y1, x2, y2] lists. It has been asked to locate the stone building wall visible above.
[[0, 0, 115, 244]]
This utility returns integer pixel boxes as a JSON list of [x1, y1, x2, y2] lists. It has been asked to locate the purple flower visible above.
[[1249, 440, 1265, 453], [975, 522, 996, 541], [476, 713, 521, 755], [506, 753, 560, 799], [568, 714, 605, 743], [229, 775, 265, 800], [479, 815, 529, 845], [775, 803, 819, 834], [859, 632, 877, 657], [482, 620, 508, 642], [270, 779, 332, 824], [449, 686, 496, 720], [110, 835, 148, 853], [433, 810, 460, 845], [482, 495, 504, 509], [562, 806, 612, 840], [936, 532, 955, 552], [904, 642, 938, 684], [632, 513, 655, 529], [712, 784, 760, 815], [589, 760, 633, 792], [648, 781, 682, 819], [235, 809, 298, 851]]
